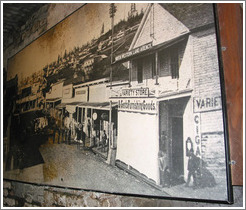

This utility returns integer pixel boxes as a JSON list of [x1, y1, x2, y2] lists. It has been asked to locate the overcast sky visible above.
[[7, 3, 148, 82]]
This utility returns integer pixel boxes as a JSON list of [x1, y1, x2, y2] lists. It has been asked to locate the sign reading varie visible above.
[[193, 96, 222, 113]]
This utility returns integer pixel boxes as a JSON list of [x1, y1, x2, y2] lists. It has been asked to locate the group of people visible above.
[[50, 113, 83, 145], [50, 112, 108, 151]]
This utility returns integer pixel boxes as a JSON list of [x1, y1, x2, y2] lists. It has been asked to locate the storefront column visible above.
[[128, 61, 132, 87], [90, 108, 93, 146], [156, 101, 161, 185], [107, 101, 116, 166], [61, 108, 64, 127], [81, 107, 84, 123], [76, 107, 79, 122]]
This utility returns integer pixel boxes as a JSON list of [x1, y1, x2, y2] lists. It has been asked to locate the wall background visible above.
[[2, 3, 243, 207]]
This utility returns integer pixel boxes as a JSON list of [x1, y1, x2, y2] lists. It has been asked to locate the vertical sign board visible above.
[[194, 113, 202, 158]]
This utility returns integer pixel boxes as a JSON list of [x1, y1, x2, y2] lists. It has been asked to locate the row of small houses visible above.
[[13, 3, 227, 192]]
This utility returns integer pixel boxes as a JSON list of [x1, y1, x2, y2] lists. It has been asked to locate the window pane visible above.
[[137, 60, 143, 83]]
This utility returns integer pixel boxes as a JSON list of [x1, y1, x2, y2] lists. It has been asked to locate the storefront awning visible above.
[[157, 88, 193, 101], [56, 103, 67, 109], [78, 102, 118, 110], [46, 97, 61, 103], [56, 101, 118, 110], [56, 101, 81, 109]]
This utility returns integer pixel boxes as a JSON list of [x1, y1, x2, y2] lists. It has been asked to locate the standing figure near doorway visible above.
[[101, 130, 108, 152], [158, 151, 171, 187], [185, 148, 200, 188]]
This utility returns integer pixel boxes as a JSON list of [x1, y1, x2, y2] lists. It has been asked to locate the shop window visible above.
[[151, 54, 156, 79], [82, 108, 85, 122], [72, 88, 75, 97], [170, 40, 186, 79], [137, 59, 143, 83], [170, 47, 179, 79], [87, 108, 91, 118], [78, 108, 82, 123], [159, 50, 170, 77]]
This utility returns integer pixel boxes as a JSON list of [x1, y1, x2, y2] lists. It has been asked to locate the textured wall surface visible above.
[[3, 3, 243, 207], [2, 180, 243, 207]]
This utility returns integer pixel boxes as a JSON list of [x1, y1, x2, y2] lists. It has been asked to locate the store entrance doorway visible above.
[[170, 116, 183, 181], [159, 96, 189, 187]]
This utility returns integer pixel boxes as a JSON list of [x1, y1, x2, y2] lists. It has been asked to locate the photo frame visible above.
[[3, 2, 233, 203]]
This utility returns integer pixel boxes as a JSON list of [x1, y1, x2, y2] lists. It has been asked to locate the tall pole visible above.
[[107, 3, 117, 166], [109, 3, 116, 89]]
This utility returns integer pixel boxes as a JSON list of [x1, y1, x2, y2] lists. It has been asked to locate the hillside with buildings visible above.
[[17, 8, 144, 98]]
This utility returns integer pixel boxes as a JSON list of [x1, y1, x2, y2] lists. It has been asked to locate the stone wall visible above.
[[2, 3, 243, 207], [2, 180, 243, 207]]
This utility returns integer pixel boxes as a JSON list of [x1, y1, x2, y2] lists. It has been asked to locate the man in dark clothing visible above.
[[185, 148, 200, 188]]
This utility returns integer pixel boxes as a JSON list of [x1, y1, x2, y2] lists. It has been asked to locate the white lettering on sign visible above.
[[121, 88, 149, 97], [193, 96, 222, 113], [194, 113, 201, 157], [118, 99, 156, 114], [115, 42, 153, 62]]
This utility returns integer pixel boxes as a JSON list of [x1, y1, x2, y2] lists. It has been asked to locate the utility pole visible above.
[[107, 3, 117, 166], [109, 3, 117, 88]]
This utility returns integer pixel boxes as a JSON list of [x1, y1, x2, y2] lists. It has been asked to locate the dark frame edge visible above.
[[213, 3, 234, 204]]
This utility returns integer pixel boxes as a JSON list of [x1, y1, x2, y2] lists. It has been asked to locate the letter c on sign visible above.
[[194, 115, 199, 124]]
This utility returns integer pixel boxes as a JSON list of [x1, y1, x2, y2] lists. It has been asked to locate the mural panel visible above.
[[3, 3, 232, 203]]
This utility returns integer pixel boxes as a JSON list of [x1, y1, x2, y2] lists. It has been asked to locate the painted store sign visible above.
[[121, 87, 149, 97], [193, 95, 222, 113], [118, 98, 157, 114], [115, 42, 153, 62]]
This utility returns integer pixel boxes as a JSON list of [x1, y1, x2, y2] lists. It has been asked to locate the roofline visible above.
[[73, 77, 110, 88], [51, 79, 65, 86], [113, 32, 189, 65], [129, 3, 153, 51]]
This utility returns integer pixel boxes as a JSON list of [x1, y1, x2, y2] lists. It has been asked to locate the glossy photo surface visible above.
[[3, 3, 231, 202]]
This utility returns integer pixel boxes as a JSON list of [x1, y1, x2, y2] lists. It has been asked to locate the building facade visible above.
[[110, 3, 227, 192]]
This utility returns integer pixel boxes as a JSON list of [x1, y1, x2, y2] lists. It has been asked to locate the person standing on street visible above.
[[185, 148, 200, 188]]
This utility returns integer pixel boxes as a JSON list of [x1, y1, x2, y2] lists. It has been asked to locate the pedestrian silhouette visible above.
[[185, 148, 199, 188]]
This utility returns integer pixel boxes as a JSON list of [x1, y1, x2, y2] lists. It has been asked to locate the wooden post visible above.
[[216, 3, 243, 186], [107, 101, 116, 166], [129, 61, 132, 87]]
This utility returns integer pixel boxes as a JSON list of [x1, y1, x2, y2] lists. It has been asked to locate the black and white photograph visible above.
[[3, 2, 232, 202]]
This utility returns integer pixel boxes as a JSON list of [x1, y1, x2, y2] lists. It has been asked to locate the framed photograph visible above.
[[3, 2, 232, 203]]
